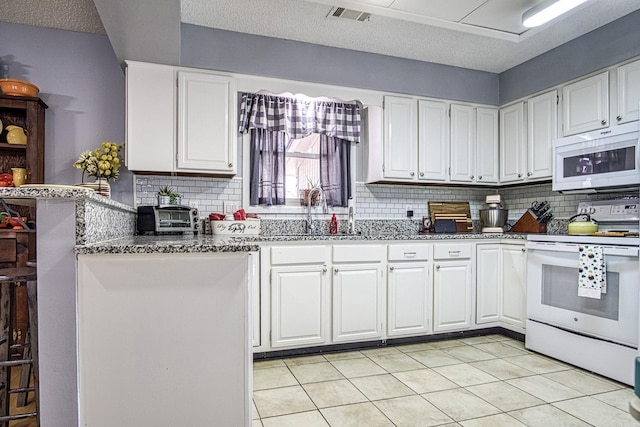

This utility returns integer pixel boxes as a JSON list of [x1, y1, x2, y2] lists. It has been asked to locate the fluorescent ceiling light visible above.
[[522, 0, 588, 28]]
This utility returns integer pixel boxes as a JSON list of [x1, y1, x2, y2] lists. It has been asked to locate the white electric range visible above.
[[526, 196, 639, 385]]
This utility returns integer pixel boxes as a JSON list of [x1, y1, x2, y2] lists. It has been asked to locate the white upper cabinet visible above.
[[475, 107, 499, 184], [562, 71, 609, 136], [383, 95, 417, 180], [125, 61, 237, 175], [449, 104, 475, 183], [418, 100, 449, 181], [614, 59, 640, 125], [375, 96, 494, 186], [177, 71, 237, 174], [526, 90, 557, 180], [126, 61, 176, 173], [499, 102, 526, 183]]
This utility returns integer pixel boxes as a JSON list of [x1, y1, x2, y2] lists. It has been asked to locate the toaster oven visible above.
[[137, 205, 199, 234]]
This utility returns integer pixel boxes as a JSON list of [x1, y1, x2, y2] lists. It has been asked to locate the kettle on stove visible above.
[[567, 214, 599, 235]]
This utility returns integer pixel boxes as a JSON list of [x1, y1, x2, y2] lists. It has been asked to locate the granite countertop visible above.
[[76, 232, 527, 254], [246, 232, 529, 242], [75, 234, 261, 255], [0, 186, 135, 212]]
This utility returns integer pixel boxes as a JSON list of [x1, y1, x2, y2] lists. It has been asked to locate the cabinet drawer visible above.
[[333, 244, 383, 263], [270, 245, 329, 265], [433, 243, 471, 260], [0, 239, 16, 263], [388, 243, 430, 261]]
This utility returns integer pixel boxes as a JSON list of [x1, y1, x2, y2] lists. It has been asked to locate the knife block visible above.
[[510, 210, 547, 233]]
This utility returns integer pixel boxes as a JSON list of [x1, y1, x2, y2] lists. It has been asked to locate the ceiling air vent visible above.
[[327, 6, 371, 22]]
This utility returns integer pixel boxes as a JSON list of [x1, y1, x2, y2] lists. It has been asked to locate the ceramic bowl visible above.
[[0, 78, 39, 97]]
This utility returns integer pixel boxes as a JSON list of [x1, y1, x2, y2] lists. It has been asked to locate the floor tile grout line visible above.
[[254, 335, 634, 425]]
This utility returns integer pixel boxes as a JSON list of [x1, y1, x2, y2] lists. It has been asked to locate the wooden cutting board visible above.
[[428, 202, 472, 232]]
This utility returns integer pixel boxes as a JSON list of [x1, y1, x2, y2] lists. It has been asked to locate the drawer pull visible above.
[[448, 250, 460, 257], [389, 266, 394, 271], [404, 252, 416, 258]]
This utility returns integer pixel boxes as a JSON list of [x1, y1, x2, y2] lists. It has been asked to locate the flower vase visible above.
[[94, 178, 111, 198]]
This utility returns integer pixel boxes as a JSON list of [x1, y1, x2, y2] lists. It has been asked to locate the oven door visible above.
[[526, 241, 639, 347]]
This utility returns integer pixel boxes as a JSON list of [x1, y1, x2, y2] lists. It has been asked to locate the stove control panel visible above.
[[577, 197, 639, 221]]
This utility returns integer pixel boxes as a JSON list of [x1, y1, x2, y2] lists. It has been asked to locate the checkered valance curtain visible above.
[[238, 92, 361, 143]]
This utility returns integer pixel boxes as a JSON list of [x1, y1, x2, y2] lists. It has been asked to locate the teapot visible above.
[[5, 125, 27, 145], [567, 213, 599, 235]]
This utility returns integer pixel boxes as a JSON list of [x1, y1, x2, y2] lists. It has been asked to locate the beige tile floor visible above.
[[252, 334, 638, 426]]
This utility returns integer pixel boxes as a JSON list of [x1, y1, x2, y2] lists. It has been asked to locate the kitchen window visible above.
[[239, 92, 360, 213]]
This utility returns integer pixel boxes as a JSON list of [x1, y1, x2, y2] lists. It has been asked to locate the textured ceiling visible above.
[[1, 0, 640, 73]]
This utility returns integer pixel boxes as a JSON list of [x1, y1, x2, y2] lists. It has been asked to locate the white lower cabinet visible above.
[[387, 243, 431, 337], [269, 245, 330, 349], [332, 264, 384, 342], [271, 265, 329, 348], [476, 243, 526, 330], [332, 244, 385, 342], [432, 243, 473, 332]]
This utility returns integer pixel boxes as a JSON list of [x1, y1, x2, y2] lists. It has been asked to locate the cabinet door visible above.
[[615, 60, 640, 125], [449, 104, 475, 183], [387, 262, 431, 337], [476, 244, 500, 324], [527, 90, 557, 180], [271, 265, 328, 348], [501, 245, 526, 328], [433, 261, 472, 332], [383, 96, 417, 179], [418, 100, 449, 181], [562, 71, 609, 136], [177, 71, 237, 174], [333, 264, 383, 342], [499, 102, 526, 183], [125, 61, 176, 172], [475, 107, 499, 184]]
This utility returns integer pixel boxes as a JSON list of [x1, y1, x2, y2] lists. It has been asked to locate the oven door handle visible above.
[[526, 241, 639, 257]]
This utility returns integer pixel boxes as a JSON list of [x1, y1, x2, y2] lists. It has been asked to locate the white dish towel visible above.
[[578, 245, 607, 299]]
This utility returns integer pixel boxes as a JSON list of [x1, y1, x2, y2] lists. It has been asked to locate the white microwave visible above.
[[552, 121, 640, 193]]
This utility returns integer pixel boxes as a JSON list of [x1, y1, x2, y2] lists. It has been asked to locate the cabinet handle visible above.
[[521, 248, 526, 253], [470, 175, 474, 180], [404, 252, 416, 258], [389, 266, 394, 271], [517, 173, 522, 178], [478, 176, 482, 180], [228, 162, 233, 168], [601, 120, 607, 125], [436, 265, 440, 270], [527, 172, 532, 177], [448, 250, 460, 257], [410, 172, 415, 177], [419, 172, 424, 177], [322, 265, 327, 274], [334, 268, 339, 274], [617, 116, 622, 121]]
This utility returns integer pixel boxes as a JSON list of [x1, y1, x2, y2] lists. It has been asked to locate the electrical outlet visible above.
[[223, 201, 239, 215], [406, 205, 414, 218]]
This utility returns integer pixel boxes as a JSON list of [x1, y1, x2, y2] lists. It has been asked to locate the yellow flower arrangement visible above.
[[74, 142, 124, 181]]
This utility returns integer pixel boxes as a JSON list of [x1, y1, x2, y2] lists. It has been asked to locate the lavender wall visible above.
[[499, 9, 640, 104], [180, 24, 500, 106], [0, 22, 132, 205]]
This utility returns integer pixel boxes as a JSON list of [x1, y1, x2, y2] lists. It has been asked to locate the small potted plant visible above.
[[300, 178, 321, 206], [157, 185, 181, 206]]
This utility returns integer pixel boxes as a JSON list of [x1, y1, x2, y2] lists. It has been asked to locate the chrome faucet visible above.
[[306, 186, 328, 234], [347, 205, 355, 234]]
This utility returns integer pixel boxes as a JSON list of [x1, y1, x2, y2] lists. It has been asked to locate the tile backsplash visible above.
[[134, 175, 638, 221]]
